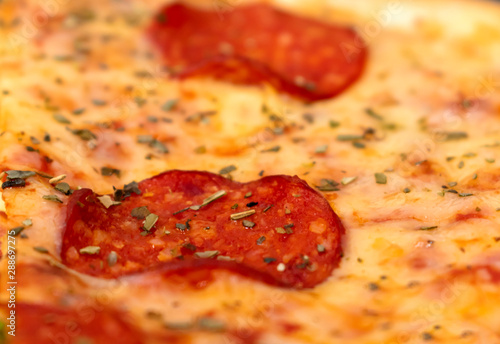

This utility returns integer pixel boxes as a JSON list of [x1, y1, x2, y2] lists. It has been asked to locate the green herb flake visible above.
[[463, 152, 476, 158], [230, 209, 255, 220], [472, 173, 478, 180], [486, 158, 495, 163], [242, 220, 255, 228], [173, 207, 189, 215], [92, 99, 107, 106], [183, 243, 196, 251], [72, 129, 97, 141], [11, 226, 24, 236], [375, 173, 387, 184], [459, 193, 473, 197], [285, 208, 291, 214], [33, 246, 49, 254], [315, 179, 339, 192], [263, 257, 277, 264], [97, 195, 121, 208], [6, 170, 36, 180], [341, 176, 357, 185], [22, 218, 32, 227], [263, 204, 274, 212], [244, 192, 252, 198], [143, 213, 159, 231], [440, 131, 468, 141], [315, 145, 328, 154], [231, 204, 238, 210], [107, 251, 118, 266], [302, 113, 314, 124], [161, 99, 178, 112], [448, 182, 458, 187], [54, 182, 71, 195], [365, 108, 383, 121], [201, 190, 227, 207], [197, 317, 226, 332], [150, 140, 169, 154], [317, 244, 325, 253], [275, 227, 286, 234], [219, 165, 237, 175], [261, 145, 281, 153], [352, 141, 366, 149], [194, 250, 219, 259], [420, 226, 438, 231], [101, 167, 121, 177], [53, 113, 71, 124], [137, 135, 154, 144], [164, 322, 193, 331], [72, 107, 86, 115], [337, 134, 364, 141], [256, 236, 266, 245], [42, 195, 63, 203], [79, 246, 101, 255], [329, 120, 340, 128], [131, 206, 150, 219]]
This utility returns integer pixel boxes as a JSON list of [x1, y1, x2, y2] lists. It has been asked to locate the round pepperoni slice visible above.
[[147, 3, 367, 102], [9, 302, 149, 344], [62, 171, 344, 288]]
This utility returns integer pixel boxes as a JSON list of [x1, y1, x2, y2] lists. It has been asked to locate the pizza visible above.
[[1, 0, 500, 343]]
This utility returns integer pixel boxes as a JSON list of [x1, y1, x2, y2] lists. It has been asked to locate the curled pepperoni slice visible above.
[[148, 3, 367, 102], [62, 171, 344, 288]]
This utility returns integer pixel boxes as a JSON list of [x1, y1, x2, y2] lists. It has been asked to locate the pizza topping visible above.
[[33, 246, 49, 254], [42, 194, 63, 203], [375, 173, 387, 184], [148, 3, 367, 102], [341, 176, 357, 185], [80, 246, 101, 255], [2, 178, 26, 189], [62, 170, 344, 288], [5, 170, 36, 179], [242, 220, 256, 228], [219, 165, 237, 175], [48, 174, 66, 184], [143, 213, 159, 231], [230, 209, 256, 220], [97, 195, 122, 208], [54, 182, 72, 195]]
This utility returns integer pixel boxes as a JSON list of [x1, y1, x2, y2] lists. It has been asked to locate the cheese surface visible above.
[[1, 0, 500, 343]]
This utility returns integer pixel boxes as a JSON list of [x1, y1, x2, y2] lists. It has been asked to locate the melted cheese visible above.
[[2, 0, 500, 342]]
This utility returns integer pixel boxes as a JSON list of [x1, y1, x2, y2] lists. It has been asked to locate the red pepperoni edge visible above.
[[62, 171, 344, 288], [2, 302, 149, 344], [147, 3, 367, 102]]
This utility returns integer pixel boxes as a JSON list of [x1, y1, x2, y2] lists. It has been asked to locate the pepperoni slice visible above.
[[147, 3, 367, 102], [62, 171, 344, 288], [6, 302, 148, 344]]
